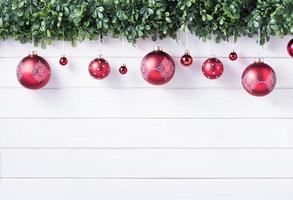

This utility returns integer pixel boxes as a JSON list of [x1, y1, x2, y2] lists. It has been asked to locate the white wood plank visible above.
[[0, 58, 292, 88], [1, 179, 293, 200], [0, 119, 293, 148], [1, 149, 293, 178], [0, 35, 291, 57], [0, 88, 291, 118]]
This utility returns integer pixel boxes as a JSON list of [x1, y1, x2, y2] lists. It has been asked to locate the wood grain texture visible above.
[[1, 149, 293, 178], [1, 180, 293, 200], [0, 36, 292, 199], [0, 119, 293, 148], [0, 88, 292, 118]]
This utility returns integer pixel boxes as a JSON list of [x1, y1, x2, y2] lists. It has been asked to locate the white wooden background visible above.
[[0, 34, 293, 200]]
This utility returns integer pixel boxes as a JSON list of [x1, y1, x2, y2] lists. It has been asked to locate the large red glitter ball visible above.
[[141, 48, 175, 85], [242, 61, 276, 97], [88, 58, 110, 80], [287, 38, 293, 57], [202, 57, 224, 79], [16, 53, 51, 90]]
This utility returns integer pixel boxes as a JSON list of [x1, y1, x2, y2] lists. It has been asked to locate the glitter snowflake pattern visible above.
[[16, 64, 24, 81], [141, 57, 150, 78], [159, 57, 174, 80], [32, 61, 50, 82], [242, 71, 276, 92]]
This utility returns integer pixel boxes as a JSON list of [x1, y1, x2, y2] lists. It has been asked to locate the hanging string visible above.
[[121, 37, 125, 65], [62, 26, 65, 55], [97, 35, 102, 57], [31, 33, 35, 51], [155, 29, 160, 48], [232, 30, 236, 51], [185, 31, 189, 51], [257, 27, 262, 60]]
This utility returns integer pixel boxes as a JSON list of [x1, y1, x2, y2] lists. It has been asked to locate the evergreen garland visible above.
[[0, 0, 292, 47]]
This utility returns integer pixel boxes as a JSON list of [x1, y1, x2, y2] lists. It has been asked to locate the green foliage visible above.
[[0, 0, 292, 47]]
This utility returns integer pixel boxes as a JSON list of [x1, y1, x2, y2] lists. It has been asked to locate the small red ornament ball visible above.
[[59, 56, 68, 66], [202, 57, 224, 79], [141, 47, 175, 85], [242, 60, 276, 97], [287, 38, 293, 57], [119, 65, 128, 75], [180, 52, 193, 66], [16, 51, 51, 90], [229, 51, 238, 61], [88, 57, 110, 80]]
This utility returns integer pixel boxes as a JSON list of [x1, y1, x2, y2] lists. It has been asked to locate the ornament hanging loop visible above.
[[185, 31, 189, 52], [256, 27, 264, 62], [121, 38, 126, 65], [29, 34, 37, 56], [232, 30, 236, 51]]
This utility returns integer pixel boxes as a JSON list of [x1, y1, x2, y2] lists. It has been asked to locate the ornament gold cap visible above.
[[154, 46, 163, 51], [29, 50, 37, 56], [210, 53, 216, 58], [184, 49, 190, 55], [254, 52, 264, 63], [254, 57, 264, 63]]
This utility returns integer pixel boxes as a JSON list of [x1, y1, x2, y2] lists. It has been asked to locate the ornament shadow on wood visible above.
[[140, 46, 175, 85], [16, 50, 51, 90]]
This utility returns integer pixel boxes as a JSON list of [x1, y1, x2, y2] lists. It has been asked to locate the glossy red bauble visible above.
[[16, 51, 51, 90], [180, 52, 193, 66], [242, 60, 276, 96], [287, 38, 293, 57], [119, 65, 128, 75], [202, 57, 224, 79], [59, 56, 68, 66], [141, 47, 175, 85], [229, 51, 238, 61], [88, 57, 110, 80]]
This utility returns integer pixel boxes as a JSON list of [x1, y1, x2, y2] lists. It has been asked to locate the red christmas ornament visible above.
[[119, 64, 128, 75], [242, 59, 276, 97], [88, 56, 110, 80], [229, 51, 238, 61], [141, 46, 175, 85], [180, 51, 193, 66], [287, 38, 293, 57], [59, 55, 68, 66], [202, 57, 224, 79], [16, 51, 51, 90]]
